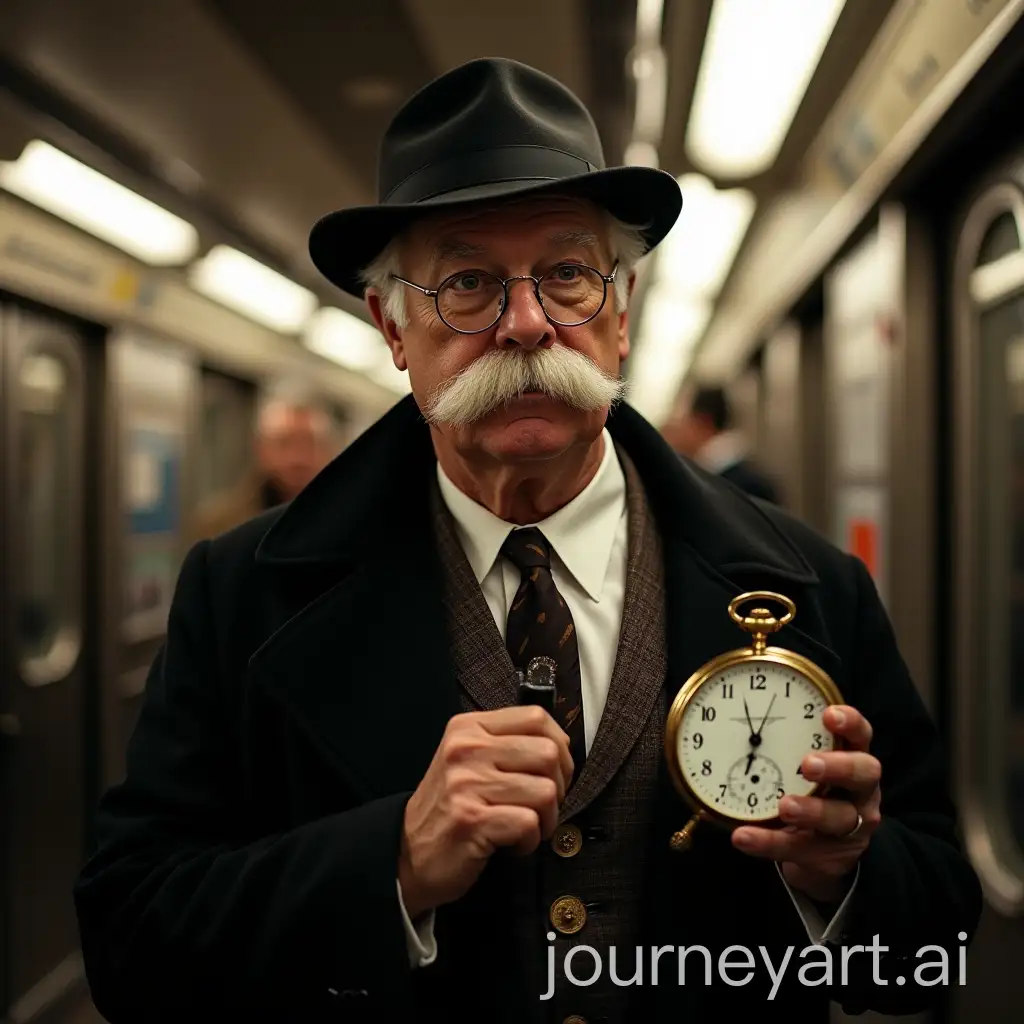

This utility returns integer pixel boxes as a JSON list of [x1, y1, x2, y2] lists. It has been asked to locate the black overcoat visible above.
[[73, 396, 982, 1022]]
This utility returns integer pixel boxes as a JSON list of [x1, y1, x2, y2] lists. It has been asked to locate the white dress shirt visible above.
[[398, 429, 856, 967]]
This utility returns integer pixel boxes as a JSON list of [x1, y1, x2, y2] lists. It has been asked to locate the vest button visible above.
[[550, 894, 587, 934], [552, 822, 583, 857]]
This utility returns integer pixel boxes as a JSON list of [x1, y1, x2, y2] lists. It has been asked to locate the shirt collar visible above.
[[435, 429, 626, 602]]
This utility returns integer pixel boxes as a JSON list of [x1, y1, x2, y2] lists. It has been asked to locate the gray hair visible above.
[[360, 208, 648, 328], [256, 378, 337, 436]]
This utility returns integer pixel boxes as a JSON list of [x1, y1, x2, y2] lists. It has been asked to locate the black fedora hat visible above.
[[308, 57, 682, 297]]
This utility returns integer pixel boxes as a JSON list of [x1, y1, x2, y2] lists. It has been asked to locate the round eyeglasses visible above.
[[389, 261, 619, 334]]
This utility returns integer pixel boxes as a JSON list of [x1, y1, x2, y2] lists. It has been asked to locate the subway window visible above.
[[16, 351, 74, 674], [955, 184, 1024, 913], [976, 291, 1024, 857]]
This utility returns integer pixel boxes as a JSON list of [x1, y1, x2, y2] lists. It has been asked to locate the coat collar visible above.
[[255, 394, 817, 587]]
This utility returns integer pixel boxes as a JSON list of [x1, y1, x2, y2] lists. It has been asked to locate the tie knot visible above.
[[501, 527, 552, 572]]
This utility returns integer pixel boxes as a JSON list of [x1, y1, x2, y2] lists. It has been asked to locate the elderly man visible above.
[[189, 380, 339, 541], [74, 59, 980, 1023], [664, 386, 779, 503]]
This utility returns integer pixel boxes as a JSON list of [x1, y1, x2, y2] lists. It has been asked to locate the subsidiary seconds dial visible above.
[[726, 753, 783, 813], [675, 660, 834, 822]]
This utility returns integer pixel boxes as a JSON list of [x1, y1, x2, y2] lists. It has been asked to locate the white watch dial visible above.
[[675, 659, 833, 821]]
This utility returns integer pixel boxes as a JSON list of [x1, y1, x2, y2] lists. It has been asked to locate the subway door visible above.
[[823, 204, 936, 707], [947, 159, 1024, 1024], [761, 323, 800, 514], [726, 355, 778, 493], [102, 331, 196, 787], [726, 359, 762, 454], [196, 367, 256, 510], [823, 217, 896, 616], [0, 301, 95, 1020], [824, 205, 936, 1024], [799, 313, 829, 535], [763, 314, 830, 530]]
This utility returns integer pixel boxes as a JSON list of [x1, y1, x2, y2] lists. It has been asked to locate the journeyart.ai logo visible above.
[[540, 933, 970, 1001]]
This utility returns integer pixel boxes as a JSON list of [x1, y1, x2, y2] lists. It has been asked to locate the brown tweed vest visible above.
[[427, 444, 668, 1023]]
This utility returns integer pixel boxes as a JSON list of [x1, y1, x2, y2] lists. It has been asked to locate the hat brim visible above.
[[308, 165, 682, 298]]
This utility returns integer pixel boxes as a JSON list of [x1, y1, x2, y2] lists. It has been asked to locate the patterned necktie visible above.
[[501, 527, 586, 783]]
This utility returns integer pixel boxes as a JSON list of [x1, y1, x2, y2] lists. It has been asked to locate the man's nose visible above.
[[494, 278, 555, 351]]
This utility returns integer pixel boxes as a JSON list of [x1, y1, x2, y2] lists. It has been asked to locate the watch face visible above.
[[674, 658, 834, 822]]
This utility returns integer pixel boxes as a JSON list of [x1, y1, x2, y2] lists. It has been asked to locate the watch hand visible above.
[[743, 697, 756, 741], [755, 694, 777, 737], [744, 751, 755, 775]]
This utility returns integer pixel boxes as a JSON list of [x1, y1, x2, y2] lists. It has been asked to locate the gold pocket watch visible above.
[[664, 591, 844, 851]]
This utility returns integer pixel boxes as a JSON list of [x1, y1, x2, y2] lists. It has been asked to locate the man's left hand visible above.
[[731, 704, 881, 905]]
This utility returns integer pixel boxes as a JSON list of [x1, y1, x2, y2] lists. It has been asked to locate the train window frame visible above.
[[8, 320, 85, 687], [952, 177, 1024, 917]]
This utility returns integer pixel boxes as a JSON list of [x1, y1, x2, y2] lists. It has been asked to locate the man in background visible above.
[[663, 384, 779, 503], [189, 380, 339, 540]]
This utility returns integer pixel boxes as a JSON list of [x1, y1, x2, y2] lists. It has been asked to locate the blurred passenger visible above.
[[189, 382, 338, 540], [76, 57, 980, 1024], [664, 385, 779, 503]]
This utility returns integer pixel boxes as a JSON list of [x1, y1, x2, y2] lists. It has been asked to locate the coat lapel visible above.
[[248, 529, 463, 804], [560, 448, 667, 820], [429, 478, 519, 712], [600, 400, 841, 696], [248, 399, 462, 803]]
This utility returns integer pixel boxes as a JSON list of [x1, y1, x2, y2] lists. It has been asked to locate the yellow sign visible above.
[[110, 268, 139, 303]]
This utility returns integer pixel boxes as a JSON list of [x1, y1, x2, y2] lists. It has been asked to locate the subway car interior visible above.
[[0, 1, 1022, 1022]]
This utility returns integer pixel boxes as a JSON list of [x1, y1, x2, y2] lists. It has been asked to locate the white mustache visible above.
[[422, 345, 628, 427]]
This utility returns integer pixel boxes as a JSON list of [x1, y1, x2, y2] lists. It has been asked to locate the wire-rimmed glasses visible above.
[[389, 261, 619, 334]]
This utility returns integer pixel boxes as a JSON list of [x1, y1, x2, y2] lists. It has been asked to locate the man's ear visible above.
[[616, 268, 636, 362], [366, 290, 407, 370]]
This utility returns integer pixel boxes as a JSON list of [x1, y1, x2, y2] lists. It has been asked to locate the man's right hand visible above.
[[397, 705, 573, 920]]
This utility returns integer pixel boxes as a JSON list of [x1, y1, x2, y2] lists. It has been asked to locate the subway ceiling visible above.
[[0, 0, 896, 341]]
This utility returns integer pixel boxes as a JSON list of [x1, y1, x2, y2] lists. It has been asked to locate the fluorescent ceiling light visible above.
[[304, 306, 388, 373], [628, 286, 711, 424], [624, 141, 660, 167], [686, 0, 846, 178], [189, 245, 317, 333], [654, 174, 755, 297], [0, 140, 199, 265], [634, 0, 665, 42], [628, 0, 667, 157], [631, 175, 752, 419], [630, 46, 667, 143]]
